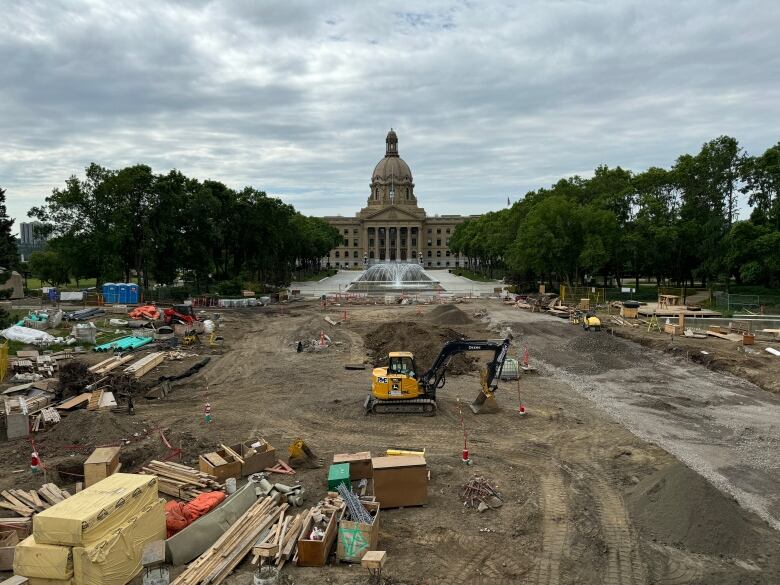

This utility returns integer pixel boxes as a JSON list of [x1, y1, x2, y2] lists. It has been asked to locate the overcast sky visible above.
[[2, 0, 779, 231]]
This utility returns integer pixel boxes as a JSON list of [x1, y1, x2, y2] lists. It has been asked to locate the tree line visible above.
[[24, 163, 341, 290], [450, 136, 780, 289]]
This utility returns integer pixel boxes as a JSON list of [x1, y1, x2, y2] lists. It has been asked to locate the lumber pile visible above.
[[172, 498, 287, 585], [0, 484, 71, 517], [252, 508, 306, 569], [141, 460, 223, 501], [30, 407, 61, 431], [88, 353, 135, 375], [610, 316, 639, 328], [124, 352, 166, 378]]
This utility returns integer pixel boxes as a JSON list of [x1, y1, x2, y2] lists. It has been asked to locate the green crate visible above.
[[327, 462, 350, 491]]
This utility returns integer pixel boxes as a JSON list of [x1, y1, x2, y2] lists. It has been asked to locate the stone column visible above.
[[395, 226, 400, 261], [384, 226, 389, 261]]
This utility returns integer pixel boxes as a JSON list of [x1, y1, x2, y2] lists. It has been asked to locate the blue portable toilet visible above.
[[104, 283, 117, 304], [128, 283, 140, 304], [48, 288, 58, 302], [101, 283, 112, 303], [117, 283, 129, 304]]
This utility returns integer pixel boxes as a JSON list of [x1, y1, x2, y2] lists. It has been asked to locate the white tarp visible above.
[[60, 291, 84, 301], [1, 325, 56, 344]]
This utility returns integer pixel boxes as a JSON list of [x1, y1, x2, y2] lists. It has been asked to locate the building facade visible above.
[[322, 130, 476, 269], [18, 221, 48, 261]]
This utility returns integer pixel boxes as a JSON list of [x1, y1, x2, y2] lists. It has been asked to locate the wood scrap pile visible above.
[[252, 506, 305, 569], [172, 498, 286, 585], [3, 394, 51, 416], [140, 460, 223, 501], [461, 475, 503, 512], [610, 316, 639, 328], [0, 484, 71, 517], [124, 352, 166, 378], [88, 354, 135, 375], [30, 407, 61, 431]]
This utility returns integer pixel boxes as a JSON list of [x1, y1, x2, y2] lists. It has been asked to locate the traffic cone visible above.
[[31, 451, 41, 474], [523, 346, 530, 367], [204, 403, 212, 424], [517, 404, 527, 415]]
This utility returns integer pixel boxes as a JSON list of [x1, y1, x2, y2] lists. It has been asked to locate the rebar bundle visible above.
[[337, 483, 372, 523]]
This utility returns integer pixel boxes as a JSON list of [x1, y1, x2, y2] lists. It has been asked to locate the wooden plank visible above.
[[220, 444, 244, 465], [56, 392, 92, 410], [94, 353, 135, 374]]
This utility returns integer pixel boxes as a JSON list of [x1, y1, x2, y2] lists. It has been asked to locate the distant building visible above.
[[321, 130, 477, 269], [18, 221, 48, 261]]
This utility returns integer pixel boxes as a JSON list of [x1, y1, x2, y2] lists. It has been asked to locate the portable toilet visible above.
[[117, 283, 129, 304], [104, 283, 117, 304], [128, 283, 140, 304]]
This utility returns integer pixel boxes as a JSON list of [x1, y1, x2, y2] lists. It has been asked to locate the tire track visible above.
[[529, 466, 569, 585]]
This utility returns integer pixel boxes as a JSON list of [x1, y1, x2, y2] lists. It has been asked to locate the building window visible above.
[[353, 239, 358, 246], [353, 250, 358, 258], [335, 251, 340, 258], [427, 228, 432, 234], [446, 251, 450, 257], [446, 228, 450, 234], [344, 229, 349, 234], [446, 261, 450, 266], [411, 238, 416, 246], [369, 239, 374, 247], [437, 261, 441, 266], [427, 262, 432, 267], [353, 229, 358, 234], [354, 262, 358, 266], [436, 239, 441, 246], [437, 229, 441, 234], [436, 250, 441, 257], [427, 239, 432, 246], [343, 238, 348, 246], [427, 250, 432, 257], [369, 250, 375, 258], [411, 250, 416, 258]]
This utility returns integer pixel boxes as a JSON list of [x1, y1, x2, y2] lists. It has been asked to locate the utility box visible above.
[[327, 463, 350, 492], [337, 500, 380, 563], [230, 437, 276, 476], [83, 446, 121, 487], [333, 452, 372, 480], [371, 456, 428, 508], [199, 449, 241, 483]]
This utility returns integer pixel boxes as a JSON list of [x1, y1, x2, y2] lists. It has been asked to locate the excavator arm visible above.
[[419, 338, 511, 413]]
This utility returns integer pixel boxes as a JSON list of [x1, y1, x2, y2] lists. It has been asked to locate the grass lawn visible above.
[[25, 277, 99, 290]]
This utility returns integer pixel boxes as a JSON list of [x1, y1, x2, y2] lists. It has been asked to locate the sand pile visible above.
[[426, 305, 474, 326], [364, 322, 476, 375], [627, 463, 775, 560]]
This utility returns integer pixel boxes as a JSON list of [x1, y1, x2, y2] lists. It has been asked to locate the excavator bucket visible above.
[[469, 391, 500, 414], [287, 438, 323, 469], [470, 369, 500, 414]]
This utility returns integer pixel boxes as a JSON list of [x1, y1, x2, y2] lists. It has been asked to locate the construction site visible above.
[[0, 275, 779, 585]]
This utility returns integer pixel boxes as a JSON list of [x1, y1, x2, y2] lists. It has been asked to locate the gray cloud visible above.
[[1, 0, 778, 230]]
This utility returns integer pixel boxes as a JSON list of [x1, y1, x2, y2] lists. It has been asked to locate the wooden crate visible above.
[[620, 306, 638, 319], [337, 501, 380, 563], [229, 438, 276, 476], [199, 449, 241, 482], [743, 333, 755, 345], [333, 452, 372, 480], [371, 456, 428, 508], [297, 511, 337, 567], [84, 446, 121, 487], [663, 324, 682, 335]]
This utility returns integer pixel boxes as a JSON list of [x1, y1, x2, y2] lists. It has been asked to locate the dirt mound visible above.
[[426, 305, 474, 326], [38, 409, 155, 450], [627, 462, 775, 560], [364, 321, 476, 375]]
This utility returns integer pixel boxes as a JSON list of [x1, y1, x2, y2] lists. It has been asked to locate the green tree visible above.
[[0, 187, 19, 269], [29, 250, 70, 286]]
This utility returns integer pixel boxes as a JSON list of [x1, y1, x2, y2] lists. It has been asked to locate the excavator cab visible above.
[[371, 352, 424, 404]]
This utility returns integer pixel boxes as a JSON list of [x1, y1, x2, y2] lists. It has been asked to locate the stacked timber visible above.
[[124, 352, 166, 378], [252, 508, 306, 569], [141, 460, 222, 501], [88, 354, 135, 375], [172, 498, 286, 585], [0, 484, 71, 517]]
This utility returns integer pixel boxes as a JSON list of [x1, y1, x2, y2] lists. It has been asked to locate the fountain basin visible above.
[[348, 263, 440, 293]]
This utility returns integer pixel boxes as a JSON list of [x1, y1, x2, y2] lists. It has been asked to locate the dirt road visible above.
[[485, 304, 780, 531]]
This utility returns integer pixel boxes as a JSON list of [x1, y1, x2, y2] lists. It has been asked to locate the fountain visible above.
[[348, 263, 441, 293]]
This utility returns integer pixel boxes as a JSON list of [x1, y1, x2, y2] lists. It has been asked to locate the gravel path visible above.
[[488, 304, 780, 531]]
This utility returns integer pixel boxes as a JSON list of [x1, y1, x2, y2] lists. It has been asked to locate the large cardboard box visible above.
[[297, 512, 337, 567], [333, 451, 372, 480], [337, 501, 380, 563], [83, 446, 121, 487], [27, 578, 74, 585], [371, 455, 428, 508], [230, 438, 276, 476], [199, 449, 241, 482], [73, 499, 165, 585], [13, 536, 72, 579], [33, 473, 158, 547]]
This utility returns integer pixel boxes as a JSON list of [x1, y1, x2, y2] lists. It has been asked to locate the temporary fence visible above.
[[559, 285, 606, 305], [713, 292, 767, 312]]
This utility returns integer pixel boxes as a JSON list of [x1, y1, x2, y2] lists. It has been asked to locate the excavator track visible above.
[[364, 395, 437, 416]]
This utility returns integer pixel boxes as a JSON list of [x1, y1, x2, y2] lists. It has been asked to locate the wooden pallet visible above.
[[87, 389, 104, 411], [0, 484, 71, 517]]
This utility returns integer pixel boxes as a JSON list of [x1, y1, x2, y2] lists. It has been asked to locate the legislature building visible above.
[[322, 129, 477, 269]]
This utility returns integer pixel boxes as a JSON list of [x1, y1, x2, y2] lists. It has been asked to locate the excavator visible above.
[[364, 338, 511, 416]]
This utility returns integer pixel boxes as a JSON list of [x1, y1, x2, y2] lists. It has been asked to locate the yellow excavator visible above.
[[364, 338, 512, 416]]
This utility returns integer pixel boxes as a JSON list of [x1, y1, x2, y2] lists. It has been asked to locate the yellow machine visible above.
[[365, 338, 511, 416], [582, 312, 602, 331]]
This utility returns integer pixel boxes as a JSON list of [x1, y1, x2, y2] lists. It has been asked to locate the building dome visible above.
[[368, 129, 416, 206]]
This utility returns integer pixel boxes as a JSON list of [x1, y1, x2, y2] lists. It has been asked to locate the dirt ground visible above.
[[2, 300, 779, 584]]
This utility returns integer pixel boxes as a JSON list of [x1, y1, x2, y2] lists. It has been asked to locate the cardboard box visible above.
[[199, 449, 241, 482], [297, 512, 337, 567], [13, 536, 73, 579], [371, 456, 428, 508], [0, 529, 19, 571], [73, 499, 165, 585], [83, 447, 121, 487], [333, 452, 372, 480], [33, 473, 158, 547], [337, 501, 380, 563], [230, 438, 276, 476]]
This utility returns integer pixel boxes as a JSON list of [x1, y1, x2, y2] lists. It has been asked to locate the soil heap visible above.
[[426, 304, 474, 326]]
